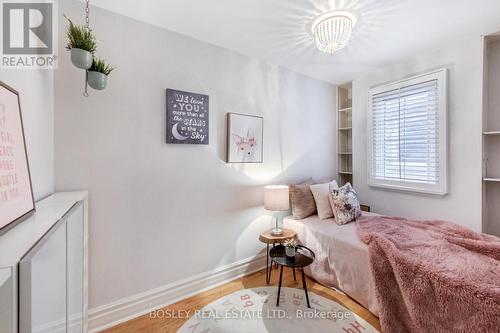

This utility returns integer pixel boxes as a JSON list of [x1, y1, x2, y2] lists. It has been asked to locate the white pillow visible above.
[[310, 180, 339, 220]]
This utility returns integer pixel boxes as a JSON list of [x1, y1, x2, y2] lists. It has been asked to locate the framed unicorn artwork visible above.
[[226, 113, 263, 163]]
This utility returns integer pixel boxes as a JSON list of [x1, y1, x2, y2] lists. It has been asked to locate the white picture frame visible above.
[[226, 113, 263, 163]]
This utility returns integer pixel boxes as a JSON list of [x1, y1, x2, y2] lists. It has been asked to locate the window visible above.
[[367, 69, 447, 195]]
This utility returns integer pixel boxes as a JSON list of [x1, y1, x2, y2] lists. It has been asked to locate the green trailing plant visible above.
[[64, 15, 97, 53], [284, 239, 296, 248], [89, 57, 115, 76]]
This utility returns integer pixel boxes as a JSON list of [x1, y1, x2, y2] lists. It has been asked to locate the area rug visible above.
[[177, 287, 378, 333]]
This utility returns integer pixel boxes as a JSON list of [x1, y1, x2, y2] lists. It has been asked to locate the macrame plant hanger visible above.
[[83, 0, 90, 97]]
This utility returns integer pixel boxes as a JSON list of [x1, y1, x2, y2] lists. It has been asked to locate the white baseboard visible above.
[[88, 254, 267, 333], [33, 313, 83, 333]]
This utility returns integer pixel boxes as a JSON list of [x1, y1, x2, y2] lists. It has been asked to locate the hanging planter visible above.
[[65, 16, 96, 70], [64, 1, 115, 96], [87, 57, 114, 91], [87, 71, 106, 90], [70, 48, 93, 69]]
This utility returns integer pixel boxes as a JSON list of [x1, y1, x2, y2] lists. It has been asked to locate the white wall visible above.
[[54, 1, 336, 309], [352, 35, 484, 232], [0, 71, 54, 200]]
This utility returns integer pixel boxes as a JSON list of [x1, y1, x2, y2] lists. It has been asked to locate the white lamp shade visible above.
[[264, 185, 289, 211]]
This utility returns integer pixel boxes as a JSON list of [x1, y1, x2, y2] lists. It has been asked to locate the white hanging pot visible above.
[[87, 71, 107, 90], [70, 48, 93, 69]]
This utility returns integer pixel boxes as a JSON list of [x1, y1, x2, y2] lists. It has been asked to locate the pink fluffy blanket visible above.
[[356, 215, 500, 333]]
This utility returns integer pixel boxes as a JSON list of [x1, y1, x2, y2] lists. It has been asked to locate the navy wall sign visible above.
[[166, 89, 209, 144]]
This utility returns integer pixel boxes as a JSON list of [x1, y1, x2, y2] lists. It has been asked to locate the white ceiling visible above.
[[90, 0, 500, 84]]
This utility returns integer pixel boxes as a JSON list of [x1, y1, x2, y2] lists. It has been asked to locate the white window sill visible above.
[[368, 180, 448, 196]]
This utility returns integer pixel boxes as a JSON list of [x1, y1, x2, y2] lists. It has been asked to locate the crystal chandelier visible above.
[[310, 11, 357, 54]]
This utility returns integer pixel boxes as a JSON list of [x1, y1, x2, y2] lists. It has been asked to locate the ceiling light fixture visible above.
[[309, 10, 357, 54]]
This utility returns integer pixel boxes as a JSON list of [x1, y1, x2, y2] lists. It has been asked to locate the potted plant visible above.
[[87, 57, 114, 90], [65, 16, 96, 69], [284, 239, 296, 259]]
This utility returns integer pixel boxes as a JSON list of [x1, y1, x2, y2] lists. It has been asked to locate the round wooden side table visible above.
[[259, 229, 297, 284]]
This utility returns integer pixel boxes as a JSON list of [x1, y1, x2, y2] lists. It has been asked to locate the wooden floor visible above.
[[102, 268, 380, 333]]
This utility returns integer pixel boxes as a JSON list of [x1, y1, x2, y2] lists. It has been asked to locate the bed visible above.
[[283, 212, 380, 316]]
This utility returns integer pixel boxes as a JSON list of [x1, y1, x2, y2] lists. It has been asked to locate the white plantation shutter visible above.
[[368, 69, 447, 195]]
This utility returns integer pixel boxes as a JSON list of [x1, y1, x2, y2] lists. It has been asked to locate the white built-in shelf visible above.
[[482, 36, 500, 237], [483, 177, 500, 182], [338, 83, 353, 185]]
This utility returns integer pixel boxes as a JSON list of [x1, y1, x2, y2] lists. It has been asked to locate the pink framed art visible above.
[[0, 82, 35, 234]]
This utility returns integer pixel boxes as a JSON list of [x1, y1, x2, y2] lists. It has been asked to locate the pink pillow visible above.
[[289, 180, 316, 219]]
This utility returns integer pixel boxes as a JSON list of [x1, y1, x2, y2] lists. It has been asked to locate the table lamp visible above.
[[264, 185, 290, 236]]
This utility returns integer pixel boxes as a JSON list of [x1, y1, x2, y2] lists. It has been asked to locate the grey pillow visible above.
[[329, 182, 361, 225], [289, 180, 316, 219]]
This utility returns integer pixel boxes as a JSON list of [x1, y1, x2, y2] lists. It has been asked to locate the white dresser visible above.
[[0, 192, 89, 333]]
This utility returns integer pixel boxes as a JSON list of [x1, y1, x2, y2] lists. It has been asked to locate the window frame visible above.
[[367, 68, 448, 195]]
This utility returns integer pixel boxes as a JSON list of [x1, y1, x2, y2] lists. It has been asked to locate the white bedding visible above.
[[284, 212, 380, 316]]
